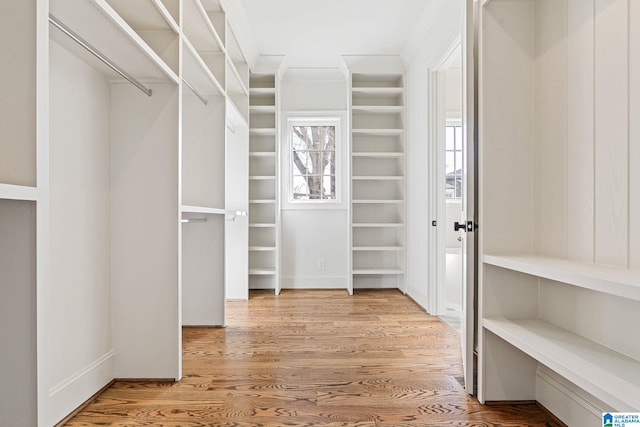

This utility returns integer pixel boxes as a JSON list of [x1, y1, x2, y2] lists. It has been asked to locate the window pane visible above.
[[292, 176, 309, 200], [446, 152, 455, 174], [446, 127, 455, 150], [290, 122, 339, 202], [322, 151, 335, 175], [292, 150, 312, 175], [323, 175, 336, 199], [455, 152, 463, 175]]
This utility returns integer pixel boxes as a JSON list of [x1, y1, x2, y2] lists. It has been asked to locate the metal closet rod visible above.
[[49, 14, 153, 97], [182, 79, 208, 105]]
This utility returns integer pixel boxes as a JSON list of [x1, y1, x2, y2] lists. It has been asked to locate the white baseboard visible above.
[[47, 350, 114, 425], [280, 275, 347, 290], [536, 366, 607, 427]]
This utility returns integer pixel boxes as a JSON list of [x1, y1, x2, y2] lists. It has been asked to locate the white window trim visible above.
[[281, 111, 348, 210]]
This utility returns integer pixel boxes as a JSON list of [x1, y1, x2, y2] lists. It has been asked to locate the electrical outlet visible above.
[[318, 259, 326, 270]]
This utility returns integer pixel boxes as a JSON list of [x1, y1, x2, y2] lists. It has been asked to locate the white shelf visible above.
[[353, 269, 404, 275], [250, 106, 276, 113], [352, 129, 404, 136], [352, 246, 403, 252], [483, 254, 640, 303], [0, 184, 37, 201], [249, 246, 276, 252], [106, 0, 179, 33], [181, 205, 226, 215], [352, 199, 404, 204], [249, 199, 276, 204], [250, 128, 276, 136], [249, 269, 276, 276], [249, 152, 276, 157], [352, 176, 404, 181], [249, 176, 276, 181], [351, 87, 404, 95], [352, 106, 404, 113], [352, 223, 404, 228], [250, 87, 275, 95], [249, 223, 276, 228], [182, 37, 225, 96], [183, 0, 225, 54], [483, 317, 640, 411], [352, 152, 404, 158], [50, 0, 180, 83], [227, 57, 250, 97]]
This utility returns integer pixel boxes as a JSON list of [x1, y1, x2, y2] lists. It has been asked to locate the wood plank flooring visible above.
[[65, 289, 563, 426]]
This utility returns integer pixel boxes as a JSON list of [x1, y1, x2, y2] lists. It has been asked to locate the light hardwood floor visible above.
[[65, 289, 562, 426]]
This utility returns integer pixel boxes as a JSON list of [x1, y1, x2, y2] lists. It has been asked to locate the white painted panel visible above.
[[629, 0, 640, 269], [481, 1, 534, 255], [540, 280, 640, 362], [567, 0, 595, 263], [49, 40, 112, 388], [594, 0, 629, 267], [0, 200, 36, 427], [281, 78, 347, 111], [281, 210, 349, 287], [182, 214, 225, 325], [481, 329, 538, 402], [0, 1, 36, 186], [533, 0, 568, 258], [182, 92, 225, 208], [225, 126, 249, 300], [111, 82, 180, 379], [48, 41, 115, 422]]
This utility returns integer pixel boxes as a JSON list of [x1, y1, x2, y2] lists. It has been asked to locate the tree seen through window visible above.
[[291, 125, 336, 200]]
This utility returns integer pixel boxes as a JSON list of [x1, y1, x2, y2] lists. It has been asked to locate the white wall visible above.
[[48, 41, 114, 424], [446, 66, 463, 120], [405, 0, 463, 310], [279, 71, 350, 289]]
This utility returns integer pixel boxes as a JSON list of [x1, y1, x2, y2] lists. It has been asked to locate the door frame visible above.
[[427, 36, 461, 317]]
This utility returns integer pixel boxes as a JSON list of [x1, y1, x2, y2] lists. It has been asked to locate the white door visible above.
[[460, 0, 477, 395]]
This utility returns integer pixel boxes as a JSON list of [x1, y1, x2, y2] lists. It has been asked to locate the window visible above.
[[445, 124, 463, 200], [289, 119, 338, 202]]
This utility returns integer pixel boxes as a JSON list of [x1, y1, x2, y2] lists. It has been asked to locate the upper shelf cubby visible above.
[[227, 30, 250, 92], [104, 0, 180, 76], [200, 0, 226, 46], [50, 0, 180, 83], [352, 74, 403, 89], [183, 0, 225, 54]]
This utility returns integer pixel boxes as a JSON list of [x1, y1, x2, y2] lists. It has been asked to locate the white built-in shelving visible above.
[[349, 73, 406, 289], [248, 73, 280, 293], [5, 0, 251, 423], [479, 0, 640, 423]]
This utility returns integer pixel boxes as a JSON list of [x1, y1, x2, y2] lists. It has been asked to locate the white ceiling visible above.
[[239, 0, 439, 68]]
